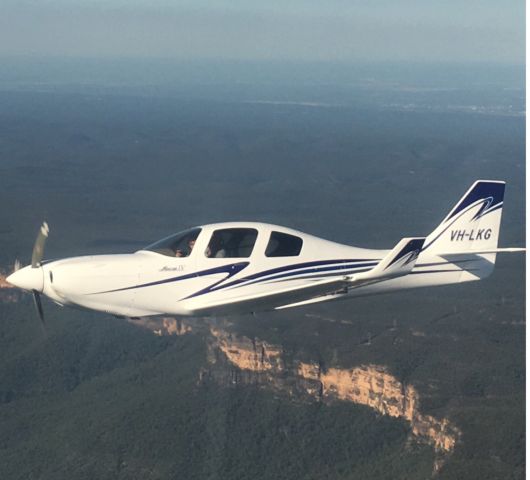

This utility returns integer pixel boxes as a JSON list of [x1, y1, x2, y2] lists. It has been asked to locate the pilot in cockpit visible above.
[[175, 238, 196, 257]]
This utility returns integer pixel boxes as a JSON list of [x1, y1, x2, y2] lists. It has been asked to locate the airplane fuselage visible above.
[[34, 221, 490, 318]]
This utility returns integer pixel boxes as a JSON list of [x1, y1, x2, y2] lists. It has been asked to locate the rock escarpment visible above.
[[209, 327, 459, 455], [89, 316, 463, 474], [137, 318, 460, 462], [297, 362, 458, 453]]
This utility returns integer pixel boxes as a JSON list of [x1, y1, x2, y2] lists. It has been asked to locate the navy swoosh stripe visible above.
[[266, 266, 374, 282], [475, 201, 502, 220], [189, 258, 379, 293], [89, 262, 250, 294], [90, 258, 379, 296], [185, 259, 380, 299], [219, 261, 378, 291], [233, 259, 379, 282], [447, 182, 504, 221]]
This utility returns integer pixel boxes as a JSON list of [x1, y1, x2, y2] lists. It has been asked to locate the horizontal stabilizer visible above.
[[355, 237, 424, 279]]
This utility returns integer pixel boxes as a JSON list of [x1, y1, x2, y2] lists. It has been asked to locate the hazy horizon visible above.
[[1, 1, 524, 64]]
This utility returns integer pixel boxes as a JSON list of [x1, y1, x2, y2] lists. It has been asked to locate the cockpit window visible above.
[[265, 231, 303, 257], [205, 228, 258, 258], [143, 228, 202, 257]]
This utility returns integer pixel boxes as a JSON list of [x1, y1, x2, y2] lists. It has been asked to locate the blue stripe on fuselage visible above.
[[184, 259, 379, 299], [90, 258, 379, 296], [89, 262, 250, 294], [217, 261, 378, 291]]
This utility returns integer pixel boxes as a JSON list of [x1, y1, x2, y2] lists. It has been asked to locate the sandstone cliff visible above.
[[297, 362, 458, 453], [208, 326, 459, 456]]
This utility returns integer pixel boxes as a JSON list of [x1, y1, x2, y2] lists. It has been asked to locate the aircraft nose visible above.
[[6, 265, 44, 292]]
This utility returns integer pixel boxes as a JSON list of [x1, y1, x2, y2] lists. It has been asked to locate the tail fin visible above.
[[423, 180, 505, 255]]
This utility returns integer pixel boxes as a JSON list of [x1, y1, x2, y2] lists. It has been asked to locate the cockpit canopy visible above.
[[143, 228, 202, 257], [143, 224, 304, 258]]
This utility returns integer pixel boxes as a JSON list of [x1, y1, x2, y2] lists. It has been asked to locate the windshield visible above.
[[143, 228, 202, 257]]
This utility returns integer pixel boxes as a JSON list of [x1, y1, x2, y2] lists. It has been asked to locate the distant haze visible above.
[[0, 0, 524, 64]]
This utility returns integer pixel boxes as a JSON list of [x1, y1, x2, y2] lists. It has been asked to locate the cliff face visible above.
[[208, 327, 459, 455], [134, 317, 459, 463], [128, 317, 193, 336], [297, 362, 457, 453], [211, 326, 283, 373]]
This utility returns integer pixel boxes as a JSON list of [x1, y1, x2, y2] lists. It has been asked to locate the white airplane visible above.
[[7, 180, 525, 326]]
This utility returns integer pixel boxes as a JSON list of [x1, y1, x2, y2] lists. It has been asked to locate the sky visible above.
[[0, 0, 524, 64]]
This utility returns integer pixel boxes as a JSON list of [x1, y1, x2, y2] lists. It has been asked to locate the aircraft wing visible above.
[[190, 237, 425, 315], [189, 276, 351, 316]]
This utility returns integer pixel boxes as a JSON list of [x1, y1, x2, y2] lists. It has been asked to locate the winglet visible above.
[[348, 237, 425, 285], [371, 237, 425, 278]]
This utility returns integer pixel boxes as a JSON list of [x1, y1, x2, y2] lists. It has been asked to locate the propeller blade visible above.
[[31, 222, 49, 268], [13, 259, 21, 272], [32, 289, 46, 332]]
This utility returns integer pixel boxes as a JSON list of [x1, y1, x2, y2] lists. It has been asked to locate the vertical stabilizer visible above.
[[423, 180, 505, 255]]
